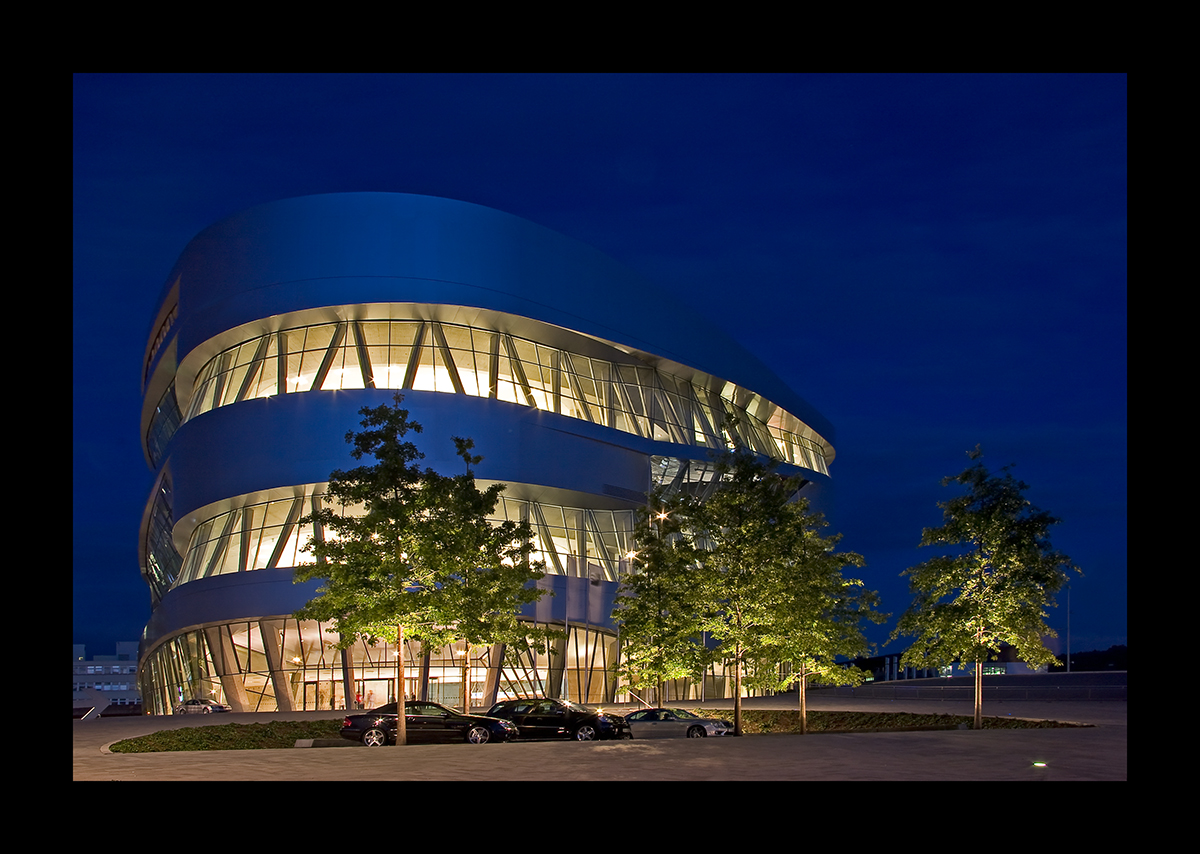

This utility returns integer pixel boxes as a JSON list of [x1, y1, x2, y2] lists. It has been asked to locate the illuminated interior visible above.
[[139, 615, 750, 715], [137, 195, 834, 715], [181, 314, 830, 475], [172, 486, 638, 591]]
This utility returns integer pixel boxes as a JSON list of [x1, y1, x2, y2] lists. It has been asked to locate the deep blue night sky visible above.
[[73, 73, 1126, 659]]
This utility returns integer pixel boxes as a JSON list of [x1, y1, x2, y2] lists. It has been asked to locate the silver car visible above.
[[173, 698, 232, 715], [625, 707, 734, 738]]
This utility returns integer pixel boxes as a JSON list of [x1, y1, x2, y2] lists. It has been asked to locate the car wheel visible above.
[[574, 724, 598, 741], [362, 727, 389, 747], [466, 725, 491, 744], [687, 726, 707, 738]]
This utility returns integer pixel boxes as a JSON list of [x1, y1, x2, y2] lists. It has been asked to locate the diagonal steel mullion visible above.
[[561, 352, 594, 423], [310, 322, 347, 391], [612, 376, 644, 438], [234, 335, 272, 403], [201, 510, 240, 579], [502, 334, 538, 408], [402, 322, 427, 390], [530, 502, 564, 575], [352, 321, 376, 389], [584, 510, 616, 580], [486, 331, 500, 399], [276, 332, 289, 395], [430, 322, 466, 395], [651, 373, 688, 444], [266, 496, 304, 569]]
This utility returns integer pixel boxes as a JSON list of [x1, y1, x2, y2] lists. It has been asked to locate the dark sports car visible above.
[[340, 700, 518, 746], [485, 698, 632, 741]]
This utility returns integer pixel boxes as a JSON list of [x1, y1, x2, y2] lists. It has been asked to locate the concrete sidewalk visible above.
[[73, 693, 1126, 781]]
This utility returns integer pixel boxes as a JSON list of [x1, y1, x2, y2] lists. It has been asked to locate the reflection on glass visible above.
[[184, 316, 828, 474], [139, 615, 763, 716], [174, 489, 638, 592]]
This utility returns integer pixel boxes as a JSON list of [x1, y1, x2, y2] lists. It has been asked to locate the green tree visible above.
[[613, 488, 709, 706], [750, 545, 885, 734], [694, 450, 882, 734], [890, 446, 1082, 728], [628, 448, 882, 735], [293, 393, 550, 743]]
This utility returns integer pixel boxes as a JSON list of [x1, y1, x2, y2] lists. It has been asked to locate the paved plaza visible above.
[[73, 691, 1126, 781]]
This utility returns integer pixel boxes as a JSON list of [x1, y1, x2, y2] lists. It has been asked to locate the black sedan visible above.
[[485, 698, 632, 741], [340, 701, 518, 746]]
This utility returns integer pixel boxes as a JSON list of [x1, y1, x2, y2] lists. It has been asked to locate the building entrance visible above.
[[303, 679, 344, 711]]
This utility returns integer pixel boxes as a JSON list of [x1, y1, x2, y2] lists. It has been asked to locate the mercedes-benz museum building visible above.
[[137, 193, 836, 714]]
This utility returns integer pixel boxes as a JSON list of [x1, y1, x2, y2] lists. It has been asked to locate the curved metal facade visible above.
[[137, 193, 834, 714]]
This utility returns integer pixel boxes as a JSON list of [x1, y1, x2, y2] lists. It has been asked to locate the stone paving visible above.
[[73, 692, 1126, 781]]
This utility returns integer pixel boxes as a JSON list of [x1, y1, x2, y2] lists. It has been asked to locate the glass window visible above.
[[180, 315, 829, 471]]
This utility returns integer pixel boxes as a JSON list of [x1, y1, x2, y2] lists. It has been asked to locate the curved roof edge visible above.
[[158, 192, 833, 445]]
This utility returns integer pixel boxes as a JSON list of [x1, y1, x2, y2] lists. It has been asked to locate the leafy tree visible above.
[[613, 488, 709, 706], [890, 446, 1082, 728], [620, 448, 883, 735], [293, 393, 550, 743], [750, 544, 885, 734], [692, 449, 882, 734]]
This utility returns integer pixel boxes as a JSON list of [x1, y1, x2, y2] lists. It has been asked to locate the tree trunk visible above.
[[798, 663, 808, 735], [973, 659, 982, 730], [396, 625, 407, 745], [733, 645, 743, 736], [462, 640, 471, 714]]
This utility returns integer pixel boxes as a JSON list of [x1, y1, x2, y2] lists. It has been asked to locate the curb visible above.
[[294, 738, 360, 748]]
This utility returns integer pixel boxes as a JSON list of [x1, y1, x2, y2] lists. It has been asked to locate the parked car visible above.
[[340, 700, 518, 746], [485, 698, 632, 741], [173, 698, 232, 715], [624, 707, 734, 738]]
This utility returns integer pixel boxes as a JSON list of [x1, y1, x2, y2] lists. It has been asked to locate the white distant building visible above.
[[74, 643, 142, 715]]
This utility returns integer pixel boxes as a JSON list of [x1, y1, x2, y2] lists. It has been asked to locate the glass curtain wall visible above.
[[146, 471, 784, 713], [145, 381, 181, 469], [173, 488, 638, 592], [495, 624, 622, 705], [141, 618, 632, 714], [140, 615, 761, 715], [143, 469, 182, 605], [183, 317, 828, 474]]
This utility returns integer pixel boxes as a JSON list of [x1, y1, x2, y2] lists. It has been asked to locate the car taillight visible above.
[[343, 718, 352, 727]]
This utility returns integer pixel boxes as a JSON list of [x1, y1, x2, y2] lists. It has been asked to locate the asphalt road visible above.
[[73, 692, 1126, 781]]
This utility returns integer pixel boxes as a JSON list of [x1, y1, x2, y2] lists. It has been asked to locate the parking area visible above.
[[73, 692, 1126, 781]]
